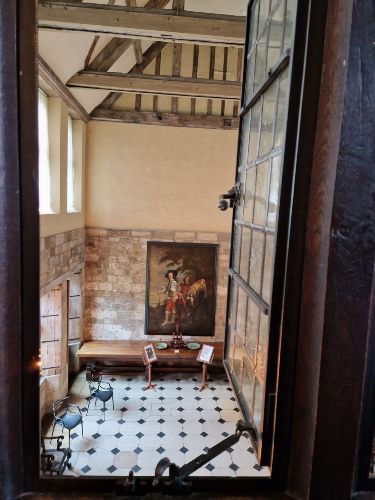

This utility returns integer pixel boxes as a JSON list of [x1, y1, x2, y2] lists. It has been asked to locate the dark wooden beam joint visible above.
[[90, 108, 239, 130]]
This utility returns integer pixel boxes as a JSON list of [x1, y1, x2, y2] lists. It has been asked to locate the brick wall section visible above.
[[40, 228, 85, 290], [84, 228, 231, 342]]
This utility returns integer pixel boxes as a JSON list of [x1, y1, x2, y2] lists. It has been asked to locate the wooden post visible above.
[[199, 363, 209, 392], [142, 354, 157, 391]]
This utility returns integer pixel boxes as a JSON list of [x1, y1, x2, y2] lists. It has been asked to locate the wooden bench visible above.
[[76, 340, 224, 376]]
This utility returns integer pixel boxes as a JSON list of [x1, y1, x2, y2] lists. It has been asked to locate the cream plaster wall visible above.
[[86, 122, 238, 233], [40, 98, 86, 238]]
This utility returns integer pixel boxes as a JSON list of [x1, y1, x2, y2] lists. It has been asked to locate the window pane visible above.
[[243, 167, 256, 223], [267, 155, 281, 228], [267, 0, 285, 72], [274, 71, 288, 148], [283, 0, 296, 50], [233, 334, 244, 384], [262, 234, 275, 303], [227, 281, 239, 374], [239, 112, 251, 167], [259, 82, 278, 157], [249, 0, 260, 54], [245, 299, 260, 363], [253, 26, 269, 91], [236, 287, 248, 340], [245, 50, 256, 103], [257, 0, 270, 38], [253, 160, 269, 226], [249, 231, 265, 293], [237, 170, 247, 220], [271, 0, 281, 14], [227, 282, 238, 363], [253, 379, 264, 429], [67, 116, 74, 212], [257, 313, 269, 383], [239, 227, 251, 282], [242, 357, 255, 413], [248, 100, 262, 163], [232, 224, 242, 273], [245, 1, 259, 101]]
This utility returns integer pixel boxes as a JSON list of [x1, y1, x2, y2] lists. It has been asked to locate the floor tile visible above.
[[82, 421, 100, 435], [85, 449, 115, 469], [217, 398, 238, 410], [93, 435, 118, 451], [98, 421, 120, 435], [212, 467, 236, 477], [221, 409, 241, 422], [137, 450, 164, 469], [211, 452, 233, 467], [117, 435, 139, 451], [182, 421, 204, 434], [70, 437, 96, 453], [113, 451, 138, 469], [138, 436, 163, 451]]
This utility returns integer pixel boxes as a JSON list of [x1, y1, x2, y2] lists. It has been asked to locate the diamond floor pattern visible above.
[[47, 371, 270, 478]]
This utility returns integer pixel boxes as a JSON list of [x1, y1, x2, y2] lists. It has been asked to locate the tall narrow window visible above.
[[67, 115, 75, 212], [67, 116, 83, 213], [38, 90, 52, 214]]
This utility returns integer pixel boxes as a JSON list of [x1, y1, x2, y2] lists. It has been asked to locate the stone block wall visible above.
[[84, 228, 231, 342], [40, 228, 85, 289]]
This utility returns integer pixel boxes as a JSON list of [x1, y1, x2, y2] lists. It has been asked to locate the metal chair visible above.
[[40, 433, 72, 475], [51, 396, 83, 447], [87, 377, 114, 420]]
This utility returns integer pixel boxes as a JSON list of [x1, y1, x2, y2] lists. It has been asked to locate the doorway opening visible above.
[[37, 0, 301, 486]]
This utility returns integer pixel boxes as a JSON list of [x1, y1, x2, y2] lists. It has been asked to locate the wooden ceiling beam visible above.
[[67, 71, 242, 100], [94, 40, 167, 110], [90, 108, 239, 130], [38, 56, 90, 122], [126, 0, 143, 64], [86, 0, 170, 71], [38, 2, 245, 47], [87, 38, 134, 72]]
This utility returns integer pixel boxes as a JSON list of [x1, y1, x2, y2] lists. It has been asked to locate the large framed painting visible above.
[[146, 242, 218, 336]]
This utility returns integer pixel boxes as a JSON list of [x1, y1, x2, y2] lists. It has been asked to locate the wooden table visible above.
[[77, 340, 224, 376]]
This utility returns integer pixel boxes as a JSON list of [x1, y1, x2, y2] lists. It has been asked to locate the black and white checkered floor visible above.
[[47, 371, 270, 477]]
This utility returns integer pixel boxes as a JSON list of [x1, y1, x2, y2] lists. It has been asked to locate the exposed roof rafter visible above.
[[90, 109, 239, 130], [86, 0, 170, 72], [38, 2, 246, 47], [93, 40, 167, 111], [67, 71, 242, 100]]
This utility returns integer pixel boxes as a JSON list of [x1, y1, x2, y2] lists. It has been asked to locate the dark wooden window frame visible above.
[[1, 0, 327, 497], [4, 0, 374, 498]]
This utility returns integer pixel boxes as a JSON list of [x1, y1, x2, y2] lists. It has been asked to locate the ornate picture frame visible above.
[[145, 242, 218, 336]]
